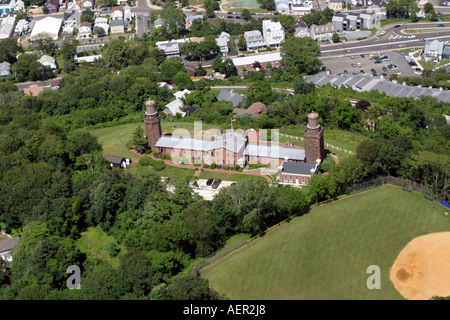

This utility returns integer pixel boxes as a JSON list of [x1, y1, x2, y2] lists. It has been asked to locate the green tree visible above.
[[159, 273, 220, 300], [332, 32, 340, 43], [238, 34, 246, 51], [242, 9, 251, 21], [280, 37, 322, 76], [131, 126, 148, 154], [173, 71, 193, 90]]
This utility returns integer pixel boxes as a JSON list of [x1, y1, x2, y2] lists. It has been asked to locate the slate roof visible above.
[[217, 89, 244, 107], [0, 237, 20, 254], [307, 73, 450, 103], [104, 154, 126, 164], [281, 161, 317, 175], [244, 144, 305, 161]]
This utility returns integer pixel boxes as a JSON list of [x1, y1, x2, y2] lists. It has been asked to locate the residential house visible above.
[[185, 13, 203, 29], [123, 5, 133, 21], [111, 5, 123, 20], [215, 31, 230, 56], [184, 63, 196, 77], [0, 61, 11, 76], [94, 17, 109, 35], [262, 20, 285, 48], [328, 0, 345, 11], [0, 16, 15, 39], [0, 237, 20, 263], [74, 54, 102, 64], [29, 16, 62, 41], [233, 102, 267, 117], [46, 0, 60, 13], [38, 55, 57, 69], [332, 10, 379, 31], [110, 19, 124, 34], [64, 10, 80, 28], [310, 22, 336, 41], [156, 39, 180, 57], [14, 18, 28, 35], [83, 0, 94, 10], [291, 0, 313, 15], [163, 98, 186, 117], [244, 30, 266, 51], [104, 155, 130, 169], [154, 18, 164, 28], [77, 21, 91, 38], [0, 0, 15, 15], [274, 0, 289, 14], [217, 89, 244, 107], [294, 22, 310, 38], [13, 0, 24, 12], [173, 88, 191, 100]]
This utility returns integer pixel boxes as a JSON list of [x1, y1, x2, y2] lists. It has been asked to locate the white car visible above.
[[357, 62, 362, 67]]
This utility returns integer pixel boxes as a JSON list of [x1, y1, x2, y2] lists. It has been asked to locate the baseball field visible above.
[[201, 186, 450, 300]]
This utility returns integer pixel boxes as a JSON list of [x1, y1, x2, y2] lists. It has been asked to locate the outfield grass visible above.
[[201, 186, 450, 300]]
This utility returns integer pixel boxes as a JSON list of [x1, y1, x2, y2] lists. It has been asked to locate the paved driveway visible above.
[[192, 179, 235, 200]]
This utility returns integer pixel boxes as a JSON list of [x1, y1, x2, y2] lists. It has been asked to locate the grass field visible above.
[[201, 186, 450, 300]]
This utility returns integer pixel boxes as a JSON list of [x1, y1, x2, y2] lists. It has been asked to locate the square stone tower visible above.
[[144, 99, 162, 150], [303, 111, 325, 164]]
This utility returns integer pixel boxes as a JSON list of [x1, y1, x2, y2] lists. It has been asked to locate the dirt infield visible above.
[[390, 232, 450, 300]]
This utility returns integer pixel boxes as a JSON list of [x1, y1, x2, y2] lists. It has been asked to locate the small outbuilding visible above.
[[104, 154, 130, 168]]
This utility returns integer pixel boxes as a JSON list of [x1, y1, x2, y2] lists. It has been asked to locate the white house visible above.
[[0, 61, 11, 76], [174, 88, 191, 99], [74, 54, 102, 63], [29, 16, 62, 41], [14, 18, 28, 34], [294, 22, 310, 38], [38, 55, 57, 69], [215, 31, 230, 56], [244, 30, 266, 51], [13, 0, 25, 12], [274, 0, 289, 14], [0, 16, 15, 39], [111, 6, 124, 20], [124, 5, 133, 21], [262, 20, 285, 48], [156, 39, 180, 57], [94, 17, 109, 35], [291, 0, 313, 15], [77, 21, 91, 38], [163, 99, 186, 117], [0, 0, 15, 15], [422, 39, 445, 62]]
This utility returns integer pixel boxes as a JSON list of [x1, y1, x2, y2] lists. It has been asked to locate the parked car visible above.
[[371, 68, 376, 73], [438, 23, 445, 27], [357, 62, 362, 67], [360, 69, 365, 74], [206, 178, 213, 186], [212, 179, 222, 189]]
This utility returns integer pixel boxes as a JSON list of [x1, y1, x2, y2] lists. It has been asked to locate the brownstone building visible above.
[[303, 111, 325, 164], [144, 99, 162, 150]]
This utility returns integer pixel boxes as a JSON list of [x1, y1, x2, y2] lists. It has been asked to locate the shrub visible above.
[[210, 163, 216, 169], [153, 152, 158, 158], [224, 165, 229, 170], [139, 156, 152, 166], [203, 164, 209, 168], [234, 165, 240, 170], [150, 158, 166, 171]]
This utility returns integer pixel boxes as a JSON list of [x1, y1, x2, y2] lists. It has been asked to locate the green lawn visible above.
[[201, 186, 450, 300], [77, 226, 126, 268]]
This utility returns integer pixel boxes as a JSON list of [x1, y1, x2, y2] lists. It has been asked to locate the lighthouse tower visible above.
[[303, 111, 325, 164], [144, 99, 162, 150]]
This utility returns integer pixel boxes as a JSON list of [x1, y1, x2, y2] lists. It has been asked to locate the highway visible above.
[[320, 22, 450, 57]]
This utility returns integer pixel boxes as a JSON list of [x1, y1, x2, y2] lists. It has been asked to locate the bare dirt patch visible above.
[[390, 232, 450, 300]]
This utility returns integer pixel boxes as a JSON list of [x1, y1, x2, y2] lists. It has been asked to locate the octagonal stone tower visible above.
[[303, 111, 325, 164], [144, 99, 162, 150]]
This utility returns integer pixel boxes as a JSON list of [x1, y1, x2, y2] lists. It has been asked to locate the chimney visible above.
[[306, 111, 320, 130], [145, 99, 157, 115]]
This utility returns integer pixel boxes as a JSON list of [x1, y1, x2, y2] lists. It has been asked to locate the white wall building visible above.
[[0, 16, 15, 39], [262, 20, 285, 48], [29, 16, 62, 41]]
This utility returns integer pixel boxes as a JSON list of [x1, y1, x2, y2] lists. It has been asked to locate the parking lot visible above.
[[192, 179, 235, 201], [321, 51, 420, 77]]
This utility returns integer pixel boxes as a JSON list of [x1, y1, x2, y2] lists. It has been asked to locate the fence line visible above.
[[195, 176, 436, 273], [272, 132, 356, 155]]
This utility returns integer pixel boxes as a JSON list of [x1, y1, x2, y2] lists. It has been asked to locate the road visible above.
[[320, 22, 450, 58]]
